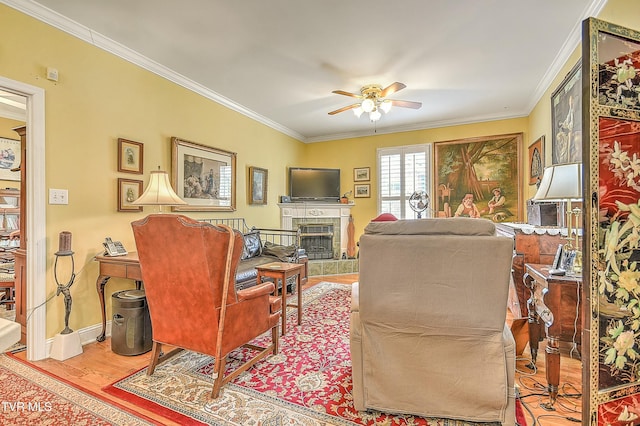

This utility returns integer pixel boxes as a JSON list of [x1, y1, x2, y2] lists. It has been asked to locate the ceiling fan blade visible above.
[[332, 90, 361, 98], [380, 82, 406, 98], [390, 99, 422, 109], [328, 103, 360, 115]]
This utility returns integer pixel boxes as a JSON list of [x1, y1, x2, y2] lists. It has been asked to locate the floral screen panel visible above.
[[584, 18, 640, 425]]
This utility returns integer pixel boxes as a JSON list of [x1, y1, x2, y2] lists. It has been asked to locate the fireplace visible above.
[[299, 224, 334, 260], [279, 202, 354, 259]]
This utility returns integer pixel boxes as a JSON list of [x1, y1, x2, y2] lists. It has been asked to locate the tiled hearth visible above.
[[308, 258, 359, 276]]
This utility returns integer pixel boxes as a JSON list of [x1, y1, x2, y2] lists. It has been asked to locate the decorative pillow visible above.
[[372, 213, 398, 222], [262, 240, 296, 261], [241, 231, 262, 260]]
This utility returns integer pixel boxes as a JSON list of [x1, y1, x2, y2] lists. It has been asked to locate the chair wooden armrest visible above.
[[237, 282, 275, 301]]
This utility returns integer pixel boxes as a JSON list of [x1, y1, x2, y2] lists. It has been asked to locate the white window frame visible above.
[[377, 144, 432, 219]]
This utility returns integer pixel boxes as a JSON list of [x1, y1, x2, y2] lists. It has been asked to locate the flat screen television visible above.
[[289, 167, 340, 202]]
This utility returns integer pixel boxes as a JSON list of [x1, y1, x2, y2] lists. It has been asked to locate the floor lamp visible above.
[[533, 162, 583, 275]]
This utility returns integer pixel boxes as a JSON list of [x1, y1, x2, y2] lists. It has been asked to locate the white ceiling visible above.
[[2, 0, 606, 142]]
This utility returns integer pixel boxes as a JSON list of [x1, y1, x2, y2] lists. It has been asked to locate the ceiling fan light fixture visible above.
[[380, 100, 392, 113], [361, 98, 375, 113], [369, 109, 381, 122], [353, 106, 363, 118]]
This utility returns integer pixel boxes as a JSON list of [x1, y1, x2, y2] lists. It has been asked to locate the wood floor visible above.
[[13, 273, 582, 426]]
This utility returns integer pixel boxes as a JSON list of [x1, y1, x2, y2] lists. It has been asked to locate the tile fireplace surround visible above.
[[278, 202, 355, 259]]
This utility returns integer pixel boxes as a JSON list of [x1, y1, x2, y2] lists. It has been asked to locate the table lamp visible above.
[[533, 162, 583, 275], [132, 167, 187, 212]]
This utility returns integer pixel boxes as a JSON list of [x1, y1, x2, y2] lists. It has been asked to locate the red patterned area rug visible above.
[[0, 353, 157, 425], [105, 282, 525, 426]]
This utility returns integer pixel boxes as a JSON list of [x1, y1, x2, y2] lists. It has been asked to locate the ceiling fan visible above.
[[328, 82, 422, 122]]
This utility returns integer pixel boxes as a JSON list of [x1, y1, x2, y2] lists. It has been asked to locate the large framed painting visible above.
[[434, 133, 522, 222], [0, 137, 20, 181], [171, 137, 236, 212], [584, 18, 640, 424], [551, 61, 582, 164]]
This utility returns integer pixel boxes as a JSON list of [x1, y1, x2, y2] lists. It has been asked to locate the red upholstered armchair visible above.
[[131, 214, 280, 398]]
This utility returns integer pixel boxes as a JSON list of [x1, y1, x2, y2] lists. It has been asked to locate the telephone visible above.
[[103, 237, 128, 256]]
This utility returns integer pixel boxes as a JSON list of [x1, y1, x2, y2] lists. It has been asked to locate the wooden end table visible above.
[[524, 263, 582, 411], [256, 262, 304, 335], [94, 252, 142, 342]]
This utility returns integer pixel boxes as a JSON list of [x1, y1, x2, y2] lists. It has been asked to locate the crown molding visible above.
[[0, 0, 306, 142], [526, 0, 608, 113]]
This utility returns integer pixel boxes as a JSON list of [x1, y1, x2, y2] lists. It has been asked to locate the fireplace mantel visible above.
[[279, 202, 354, 258]]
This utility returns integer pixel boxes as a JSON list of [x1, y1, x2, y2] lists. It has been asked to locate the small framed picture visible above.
[[0, 137, 20, 181], [117, 138, 144, 174], [528, 136, 544, 186], [354, 184, 370, 198], [354, 167, 370, 182], [117, 178, 143, 212], [249, 166, 268, 205]]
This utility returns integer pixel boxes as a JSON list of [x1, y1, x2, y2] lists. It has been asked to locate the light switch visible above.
[[49, 189, 68, 205]]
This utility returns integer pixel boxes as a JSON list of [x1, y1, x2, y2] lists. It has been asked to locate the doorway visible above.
[[0, 75, 46, 361]]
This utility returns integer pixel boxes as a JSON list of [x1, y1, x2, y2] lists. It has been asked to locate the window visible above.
[[377, 144, 432, 219]]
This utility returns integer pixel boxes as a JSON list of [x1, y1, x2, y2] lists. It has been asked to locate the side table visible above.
[[94, 252, 142, 342], [524, 263, 582, 410], [256, 262, 304, 335]]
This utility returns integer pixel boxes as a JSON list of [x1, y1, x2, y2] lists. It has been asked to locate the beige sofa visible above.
[[350, 218, 515, 424]]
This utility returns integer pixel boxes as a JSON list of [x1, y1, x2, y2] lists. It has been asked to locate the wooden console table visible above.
[[524, 263, 582, 410], [256, 262, 304, 336], [94, 252, 142, 342]]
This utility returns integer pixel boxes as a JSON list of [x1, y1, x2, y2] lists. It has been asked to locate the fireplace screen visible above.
[[299, 224, 334, 260]]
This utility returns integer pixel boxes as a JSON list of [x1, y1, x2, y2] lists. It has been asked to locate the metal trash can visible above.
[[111, 289, 152, 356]]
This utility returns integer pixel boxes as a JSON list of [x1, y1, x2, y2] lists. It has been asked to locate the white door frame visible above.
[[0, 75, 46, 361]]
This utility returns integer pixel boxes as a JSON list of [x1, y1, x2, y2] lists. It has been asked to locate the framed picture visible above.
[[354, 184, 370, 198], [117, 178, 143, 212], [434, 133, 522, 222], [171, 137, 236, 211], [248, 166, 268, 205], [117, 138, 144, 174], [0, 137, 20, 181], [528, 136, 544, 185], [551, 61, 581, 164], [353, 167, 370, 182]]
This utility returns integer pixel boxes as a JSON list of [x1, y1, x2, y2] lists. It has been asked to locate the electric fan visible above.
[[409, 191, 429, 218]]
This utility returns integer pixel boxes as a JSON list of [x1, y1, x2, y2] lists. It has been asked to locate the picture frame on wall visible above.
[[171, 137, 236, 212], [354, 184, 370, 198], [248, 166, 268, 205], [117, 178, 143, 212], [0, 137, 20, 181], [551, 61, 581, 164], [117, 138, 144, 174], [353, 167, 370, 182], [528, 136, 544, 186], [433, 133, 522, 222]]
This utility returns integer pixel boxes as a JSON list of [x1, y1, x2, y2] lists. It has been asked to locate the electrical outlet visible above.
[[49, 189, 68, 205]]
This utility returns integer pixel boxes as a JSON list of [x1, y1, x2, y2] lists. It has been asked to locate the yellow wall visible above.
[[2, 0, 640, 340], [304, 119, 529, 239], [0, 4, 306, 337]]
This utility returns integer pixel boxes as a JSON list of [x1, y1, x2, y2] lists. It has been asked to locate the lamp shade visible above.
[[533, 162, 583, 201], [132, 169, 187, 206]]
